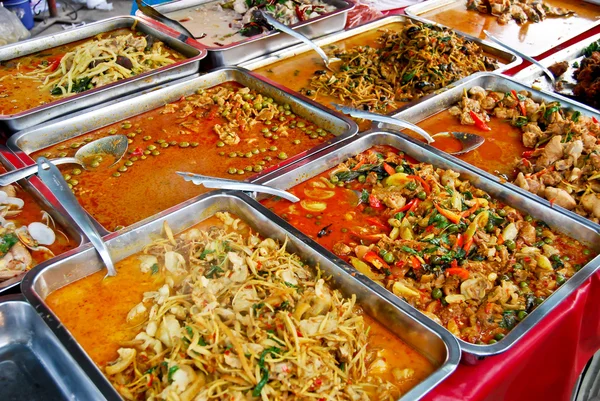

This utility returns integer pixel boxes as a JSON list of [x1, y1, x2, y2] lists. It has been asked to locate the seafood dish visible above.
[[46, 212, 436, 400], [254, 21, 499, 129], [466, 0, 573, 24], [262, 145, 597, 344], [30, 82, 336, 231], [442, 86, 600, 223], [166, 0, 338, 47], [0, 28, 185, 115], [0, 167, 77, 282]]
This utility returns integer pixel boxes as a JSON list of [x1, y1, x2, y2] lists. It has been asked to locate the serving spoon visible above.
[[253, 9, 340, 71], [332, 103, 485, 156], [483, 30, 571, 96], [135, 0, 195, 40], [0, 135, 128, 186], [177, 172, 300, 202], [37, 157, 116, 277]]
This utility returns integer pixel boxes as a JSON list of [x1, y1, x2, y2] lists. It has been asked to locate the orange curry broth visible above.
[[0, 166, 77, 265], [0, 28, 185, 115], [31, 82, 335, 232], [253, 21, 509, 132], [415, 0, 600, 57], [45, 216, 436, 394], [419, 109, 528, 177]]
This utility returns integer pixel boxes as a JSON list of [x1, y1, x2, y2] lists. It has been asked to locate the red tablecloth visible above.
[[365, 6, 600, 401]]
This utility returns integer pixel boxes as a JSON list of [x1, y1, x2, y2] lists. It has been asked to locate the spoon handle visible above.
[[258, 10, 330, 66], [36, 157, 117, 277], [483, 30, 555, 85], [331, 103, 435, 143], [0, 157, 79, 187], [177, 172, 300, 203]]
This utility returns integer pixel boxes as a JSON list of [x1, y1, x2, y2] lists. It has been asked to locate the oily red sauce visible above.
[[31, 82, 334, 231], [416, 110, 527, 177], [416, 0, 600, 56], [0, 166, 77, 265], [46, 215, 435, 394], [0, 29, 185, 115]]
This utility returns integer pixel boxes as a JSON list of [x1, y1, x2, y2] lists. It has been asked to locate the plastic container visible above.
[[3, 0, 33, 30]]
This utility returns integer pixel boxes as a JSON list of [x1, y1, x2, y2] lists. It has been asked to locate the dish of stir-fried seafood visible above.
[[166, 0, 337, 47], [254, 21, 501, 130], [0, 28, 185, 115], [262, 146, 596, 344], [0, 168, 77, 282], [31, 82, 335, 231], [46, 213, 435, 400], [444, 86, 600, 223], [409, 0, 600, 56], [466, 0, 573, 24]]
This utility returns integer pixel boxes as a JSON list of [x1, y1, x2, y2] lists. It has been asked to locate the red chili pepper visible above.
[[314, 378, 323, 387], [485, 302, 493, 314], [469, 110, 491, 131], [593, 116, 598, 124], [425, 224, 435, 233], [47, 55, 64, 72], [522, 150, 535, 158], [394, 198, 420, 213], [549, 197, 556, 207], [434, 202, 462, 224], [460, 200, 479, 219], [497, 234, 504, 245], [407, 175, 431, 194], [131, 147, 143, 156], [147, 375, 153, 387], [511, 90, 527, 116], [411, 256, 422, 270], [364, 251, 389, 269], [295, 5, 306, 21], [450, 259, 458, 269], [463, 237, 474, 252], [454, 233, 463, 250], [352, 159, 366, 171], [446, 267, 470, 280], [365, 217, 387, 229], [368, 194, 382, 208], [383, 162, 396, 176]]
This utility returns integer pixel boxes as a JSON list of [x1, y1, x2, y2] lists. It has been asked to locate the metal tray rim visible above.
[[404, 0, 600, 58], [256, 129, 600, 360], [21, 190, 461, 401]]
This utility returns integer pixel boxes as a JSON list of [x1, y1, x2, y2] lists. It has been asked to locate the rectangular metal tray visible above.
[[256, 130, 600, 362], [8, 66, 358, 236], [405, 0, 600, 57], [240, 15, 521, 74], [514, 33, 600, 97], [0, 16, 206, 134], [385, 72, 600, 229], [0, 145, 84, 294], [21, 191, 460, 400], [0, 294, 104, 400], [141, 0, 353, 68]]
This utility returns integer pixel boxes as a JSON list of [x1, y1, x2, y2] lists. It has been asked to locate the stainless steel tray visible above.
[[256, 130, 600, 363], [241, 14, 520, 73], [385, 72, 600, 229], [0, 294, 104, 400], [405, 0, 600, 57], [0, 145, 84, 294], [8, 66, 358, 236], [140, 0, 353, 68], [0, 16, 206, 134], [514, 33, 600, 102], [21, 191, 460, 401]]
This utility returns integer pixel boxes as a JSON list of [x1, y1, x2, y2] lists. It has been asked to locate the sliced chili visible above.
[[469, 110, 491, 131]]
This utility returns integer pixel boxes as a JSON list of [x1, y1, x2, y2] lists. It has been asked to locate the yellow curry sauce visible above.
[[0, 28, 185, 115], [46, 216, 436, 397], [31, 82, 335, 231]]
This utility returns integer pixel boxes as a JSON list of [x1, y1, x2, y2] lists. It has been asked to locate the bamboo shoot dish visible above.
[[46, 212, 435, 400], [254, 21, 500, 129], [0, 166, 77, 282], [261, 146, 596, 344], [0, 28, 185, 115], [31, 82, 335, 231], [440, 86, 600, 223]]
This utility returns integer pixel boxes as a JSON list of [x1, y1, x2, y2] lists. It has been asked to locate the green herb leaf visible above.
[[200, 248, 214, 260], [571, 110, 580, 122], [168, 366, 179, 382], [0, 233, 18, 257], [360, 189, 369, 204], [150, 263, 159, 275]]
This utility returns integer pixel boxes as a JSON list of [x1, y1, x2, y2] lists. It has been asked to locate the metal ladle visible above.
[[0, 135, 128, 186], [332, 103, 485, 155], [254, 10, 340, 71], [36, 157, 117, 277]]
